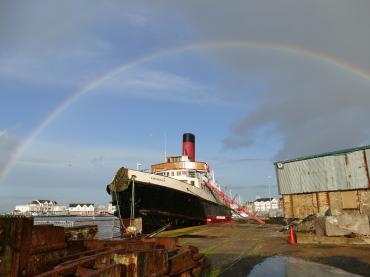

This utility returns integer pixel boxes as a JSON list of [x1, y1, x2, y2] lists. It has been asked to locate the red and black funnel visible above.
[[182, 133, 195, 161]]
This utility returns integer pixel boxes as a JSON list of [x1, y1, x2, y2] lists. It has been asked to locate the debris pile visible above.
[[0, 216, 205, 276], [290, 213, 370, 245]]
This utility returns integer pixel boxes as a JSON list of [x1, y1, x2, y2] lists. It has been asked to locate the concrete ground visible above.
[[159, 223, 370, 276]]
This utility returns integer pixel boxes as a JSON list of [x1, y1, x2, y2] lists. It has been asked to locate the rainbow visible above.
[[1, 40, 370, 183]]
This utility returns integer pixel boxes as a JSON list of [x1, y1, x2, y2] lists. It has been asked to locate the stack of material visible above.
[[0, 216, 205, 277], [293, 214, 370, 245], [316, 214, 370, 237]]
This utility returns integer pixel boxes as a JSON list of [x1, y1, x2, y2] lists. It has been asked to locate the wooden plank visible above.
[[340, 191, 359, 209]]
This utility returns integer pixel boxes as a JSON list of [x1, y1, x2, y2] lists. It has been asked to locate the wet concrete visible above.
[[246, 256, 360, 276], [160, 223, 370, 277]]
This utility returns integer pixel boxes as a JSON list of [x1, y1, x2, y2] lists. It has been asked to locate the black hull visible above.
[[112, 181, 231, 233]]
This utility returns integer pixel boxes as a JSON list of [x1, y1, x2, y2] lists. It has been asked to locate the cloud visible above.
[[222, 59, 370, 160], [0, 1, 160, 87], [94, 67, 239, 107], [16, 141, 161, 170], [176, 1, 370, 69], [0, 1, 152, 52], [0, 141, 163, 211], [171, 1, 370, 160]]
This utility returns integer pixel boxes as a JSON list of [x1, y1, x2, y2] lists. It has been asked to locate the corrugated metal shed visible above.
[[275, 145, 370, 194]]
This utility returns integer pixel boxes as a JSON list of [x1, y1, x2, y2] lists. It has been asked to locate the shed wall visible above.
[[283, 189, 370, 219], [277, 150, 370, 194]]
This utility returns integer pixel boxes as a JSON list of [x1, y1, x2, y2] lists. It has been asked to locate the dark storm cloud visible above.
[[222, 58, 370, 160], [175, 0, 370, 160]]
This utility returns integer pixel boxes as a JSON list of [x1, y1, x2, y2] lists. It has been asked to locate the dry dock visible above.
[[159, 223, 370, 276], [1, 216, 370, 276]]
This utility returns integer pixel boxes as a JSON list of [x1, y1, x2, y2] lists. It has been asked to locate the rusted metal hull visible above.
[[0, 216, 205, 276]]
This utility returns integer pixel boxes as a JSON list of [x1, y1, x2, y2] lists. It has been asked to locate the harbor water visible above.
[[34, 216, 120, 239]]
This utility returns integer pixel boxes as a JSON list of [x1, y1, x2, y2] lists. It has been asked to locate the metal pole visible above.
[[130, 176, 136, 227], [267, 176, 272, 210]]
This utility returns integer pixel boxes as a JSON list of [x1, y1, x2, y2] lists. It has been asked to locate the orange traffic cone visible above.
[[289, 225, 296, 245]]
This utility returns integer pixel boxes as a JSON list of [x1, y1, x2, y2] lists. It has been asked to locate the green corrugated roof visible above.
[[274, 144, 370, 165]]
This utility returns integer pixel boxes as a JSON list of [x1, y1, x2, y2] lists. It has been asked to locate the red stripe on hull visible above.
[[206, 215, 232, 224]]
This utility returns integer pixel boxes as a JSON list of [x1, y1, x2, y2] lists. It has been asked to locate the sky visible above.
[[1, 1, 370, 212]]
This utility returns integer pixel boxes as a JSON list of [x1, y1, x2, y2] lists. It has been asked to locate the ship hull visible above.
[[112, 181, 231, 233]]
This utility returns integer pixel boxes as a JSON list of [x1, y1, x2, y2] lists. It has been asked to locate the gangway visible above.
[[203, 181, 265, 225]]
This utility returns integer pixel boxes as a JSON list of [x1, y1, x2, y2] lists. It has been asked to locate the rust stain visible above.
[[0, 216, 204, 277], [290, 194, 294, 218], [326, 192, 331, 207], [362, 150, 370, 188], [344, 154, 352, 189]]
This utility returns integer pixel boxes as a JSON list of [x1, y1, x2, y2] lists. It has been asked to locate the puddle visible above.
[[248, 256, 361, 277]]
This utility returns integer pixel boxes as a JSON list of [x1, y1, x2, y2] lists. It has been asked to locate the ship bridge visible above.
[[151, 155, 209, 174], [151, 155, 211, 188]]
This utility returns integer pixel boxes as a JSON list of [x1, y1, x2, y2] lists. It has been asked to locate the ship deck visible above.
[[158, 222, 370, 276]]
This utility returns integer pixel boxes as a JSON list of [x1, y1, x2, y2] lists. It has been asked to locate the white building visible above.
[[14, 200, 66, 215], [253, 198, 279, 213], [14, 204, 31, 214], [107, 203, 116, 214], [68, 203, 95, 216], [243, 201, 254, 214]]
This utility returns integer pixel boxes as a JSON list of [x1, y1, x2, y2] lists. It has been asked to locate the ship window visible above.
[[191, 181, 195, 186], [188, 171, 195, 178]]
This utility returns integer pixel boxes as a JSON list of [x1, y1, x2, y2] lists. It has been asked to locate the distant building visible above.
[[253, 198, 279, 214], [243, 201, 254, 214], [96, 205, 107, 214], [107, 203, 116, 214], [68, 203, 95, 216], [14, 200, 66, 215], [14, 204, 31, 214]]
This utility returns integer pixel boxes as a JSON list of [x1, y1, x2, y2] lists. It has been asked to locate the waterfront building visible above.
[[107, 203, 116, 214], [14, 200, 67, 216], [68, 203, 95, 216], [253, 197, 279, 214], [14, 204, 31, 214], [243, 201, 254, 214]]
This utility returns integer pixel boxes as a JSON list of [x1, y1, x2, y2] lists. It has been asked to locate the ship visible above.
[[106, 133, 232, 233]]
